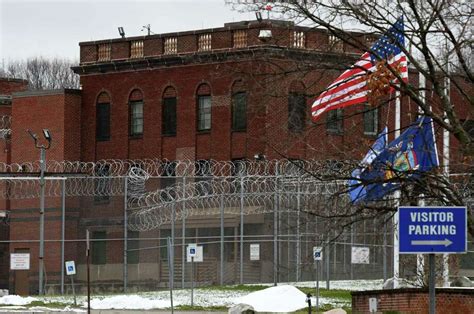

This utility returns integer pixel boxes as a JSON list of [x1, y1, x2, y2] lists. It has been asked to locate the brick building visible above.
[[1, 19, 472, 294]]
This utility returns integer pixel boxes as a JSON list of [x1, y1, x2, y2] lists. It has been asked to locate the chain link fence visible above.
[[0, 159, 472, 294]]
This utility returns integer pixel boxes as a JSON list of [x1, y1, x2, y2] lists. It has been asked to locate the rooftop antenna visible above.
[[141, 24, 153, 36]]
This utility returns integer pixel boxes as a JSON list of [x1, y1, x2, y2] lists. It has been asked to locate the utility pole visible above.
[[28, 129, 52, 295]]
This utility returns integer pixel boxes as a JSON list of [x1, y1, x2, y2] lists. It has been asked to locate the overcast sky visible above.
[[0, 0, 254, 63]]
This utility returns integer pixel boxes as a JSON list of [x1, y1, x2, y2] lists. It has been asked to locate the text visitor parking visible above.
[[408, 212, 456, 235]]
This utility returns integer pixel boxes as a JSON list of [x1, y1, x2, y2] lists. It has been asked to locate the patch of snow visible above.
[[89, 295, 179, 310], [233, 285, 307, 312], [283, 279, 384, 291], [0, 295, 37, 306]]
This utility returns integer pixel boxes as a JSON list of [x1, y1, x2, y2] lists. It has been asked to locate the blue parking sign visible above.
[[399, 206, 467, 254]]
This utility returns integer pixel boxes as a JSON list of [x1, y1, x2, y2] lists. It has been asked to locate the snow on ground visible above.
[[233, 285, 308, 312], [0, 295, 37, 305], [0, 279, 383, 311], [287, 279, 385, 291], [89, 295, 176, 310]]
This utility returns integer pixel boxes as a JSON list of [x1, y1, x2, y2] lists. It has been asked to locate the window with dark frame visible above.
[[96, 103, 110, 141], [232, 92, 247, 131], [130, 100, 144, 136], [363, 105, 378, 135], [162, 97, 177, 136], [92, 231, 106, 264], [288, 92, 306, 132], [197, 95, 211, 131], [326, 108, 344, 133]]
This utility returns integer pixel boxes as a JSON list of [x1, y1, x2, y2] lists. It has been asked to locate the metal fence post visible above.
[[296, 177, 301, 282], [239, 175, 244, 284], [220, 184, 224, 286], [171, 203, 176, 289], [123, 177, 128, 292], [181, 177, 186, 288], [273, 162, 279, 286], [61, 179, 66, 295]]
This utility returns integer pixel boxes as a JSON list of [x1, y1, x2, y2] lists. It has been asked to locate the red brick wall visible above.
[[352, 288, 474, 314], [0, 78, 28, 95], [12, 93, 66, 163], [8, 90, 81, 292], [80, 56, 410, 163]]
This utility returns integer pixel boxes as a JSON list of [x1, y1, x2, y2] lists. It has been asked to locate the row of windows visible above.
[[94, 30, 353, 62], [97, 30, 249, 62], [96, 86, 248, 140], [96, 90, 379, 140]]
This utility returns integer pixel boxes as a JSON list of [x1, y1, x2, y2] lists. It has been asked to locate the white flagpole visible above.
[[442, 41, 450, 287], [417, 73, 426, 283], [393, 89, 401, 289]]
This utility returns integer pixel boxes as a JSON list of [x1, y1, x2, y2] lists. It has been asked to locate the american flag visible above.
[[311, 17, 407, 121]]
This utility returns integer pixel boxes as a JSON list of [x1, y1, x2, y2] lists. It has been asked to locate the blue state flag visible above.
[[360, 116, 439, 202], [348, 127, 388, 203]]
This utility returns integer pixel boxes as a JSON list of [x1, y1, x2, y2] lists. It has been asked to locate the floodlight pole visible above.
[[28, 129, 51, 295], [38, 146, 46, 295]]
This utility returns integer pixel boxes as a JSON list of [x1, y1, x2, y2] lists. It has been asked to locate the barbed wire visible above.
[[0, 158, 354, 177], [126, 175, 352, 231], [0, 159, 471, 231]]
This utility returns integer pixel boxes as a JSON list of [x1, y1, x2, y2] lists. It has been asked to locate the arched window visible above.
[[196, 84, 211, 131], [96, 92, 111, 141], [162, 87, 177, 136], [288, 81, 306, 132], [231, 80, 247, 131], [129, 89, 144, 137]]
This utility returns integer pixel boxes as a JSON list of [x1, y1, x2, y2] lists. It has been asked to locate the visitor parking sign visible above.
[[399, 206, 467, 254]]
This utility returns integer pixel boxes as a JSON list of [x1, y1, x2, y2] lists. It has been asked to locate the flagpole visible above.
[[393, 90, 401, 289], [416, 73, 426, 283], [442, 40, 450, 287]]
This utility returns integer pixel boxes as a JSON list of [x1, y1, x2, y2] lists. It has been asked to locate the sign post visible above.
[[399, 206, 467, 314], [65, 261, 77, 306], [187, 244, 198, 307], [313, 246, 322, 313]]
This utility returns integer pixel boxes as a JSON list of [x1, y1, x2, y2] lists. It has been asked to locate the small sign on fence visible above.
[[65, 261, 76, 276], [313, 246, 323, 261], [351, 247, 370, 264], [10, 253, 30, 270], [250, 244, 260, 261], [186, 245, 203, 262]]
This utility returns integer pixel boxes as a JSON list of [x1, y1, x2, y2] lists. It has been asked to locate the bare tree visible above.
[[1, 57, 80, 90], [230, 0, 472, 155]]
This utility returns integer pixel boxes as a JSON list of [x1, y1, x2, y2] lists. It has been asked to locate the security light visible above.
[[27, 129, 38, 141], [255, 12, 263, 22], [42, 129, 51, 142], [118, 27, 125, 38], [254, 153, 266, 161]]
